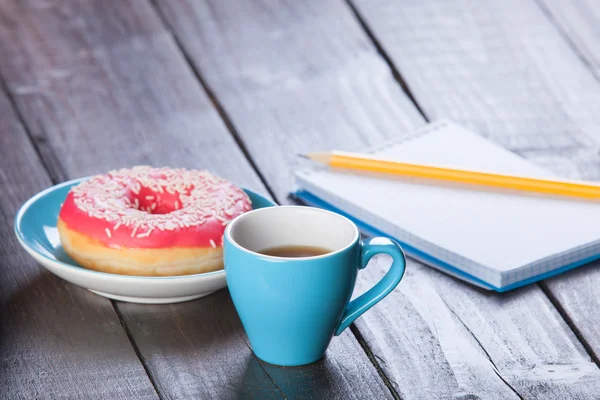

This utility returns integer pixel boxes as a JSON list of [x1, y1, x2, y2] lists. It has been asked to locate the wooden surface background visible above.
[[2, 0, 600, 398]]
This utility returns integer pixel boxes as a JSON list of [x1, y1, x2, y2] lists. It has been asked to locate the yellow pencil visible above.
[[302, 151, 600, 200]]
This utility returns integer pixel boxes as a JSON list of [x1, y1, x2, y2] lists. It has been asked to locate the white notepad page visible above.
[[295, 121, 600, 288]]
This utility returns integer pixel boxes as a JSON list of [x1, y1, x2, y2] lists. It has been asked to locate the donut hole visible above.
[[131, 186, 182, 214]]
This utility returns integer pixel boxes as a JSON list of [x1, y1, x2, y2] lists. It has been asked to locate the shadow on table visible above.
[[118, 288, 289, 398], [232, 356, 284, 400], [256, 355, 338, 399], [1, 273, 336, 399], [118, 287, 338, 399], [233, 348, 338, 400]]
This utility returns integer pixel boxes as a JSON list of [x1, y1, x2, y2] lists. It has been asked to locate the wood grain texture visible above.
[[0, 0, 391, 398], [116, 291, 283, 400], [538, 0, 600, 78], [530, 0, 600, 366], [350, 0, 600, 397], [351, 0, 600, 178], [0, 90, 157, 398], [154, 0, 424, 199], [156, 0, 600, 398]]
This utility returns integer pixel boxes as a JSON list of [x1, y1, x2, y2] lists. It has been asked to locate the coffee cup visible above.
[[224, 206, 406, 366]]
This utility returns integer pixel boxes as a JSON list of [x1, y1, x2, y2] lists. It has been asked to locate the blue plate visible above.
[[14, 177, 275, 304]]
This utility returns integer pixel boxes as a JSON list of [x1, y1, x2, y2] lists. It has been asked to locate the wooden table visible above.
[[3, 0, 600, 398]]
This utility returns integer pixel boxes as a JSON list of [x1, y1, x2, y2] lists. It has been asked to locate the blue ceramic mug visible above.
[[224, 206, 406, 366]]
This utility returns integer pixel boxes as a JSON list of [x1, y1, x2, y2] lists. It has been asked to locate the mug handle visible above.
[[334, 237, 406, 336]]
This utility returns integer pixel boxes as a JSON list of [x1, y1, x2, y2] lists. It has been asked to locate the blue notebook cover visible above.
[[292, 121, 600, 291]]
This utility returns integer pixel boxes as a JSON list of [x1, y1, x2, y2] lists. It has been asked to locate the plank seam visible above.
[[234, 329, 287, 399], [0, 76, 65, 185], [149, 3, 415, 397], [539, 282, 600, 368], [253, 363, 288, 400], [349, 324, 402, 400], [0, 69, 162, 400], [149, 0, 278, 203], [504, 0, 600, 372], [533, 0, 600, 82], [344, 0, 600, 391], [113, 302, 165, 400], [439, 296, 524, 399], [345, 0, 429, 121]]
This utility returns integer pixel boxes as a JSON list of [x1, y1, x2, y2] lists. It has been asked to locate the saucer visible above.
[[14, 177, 274, 304]]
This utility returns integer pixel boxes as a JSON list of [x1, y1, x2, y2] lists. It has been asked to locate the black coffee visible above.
[[258, 245, 332, 258]]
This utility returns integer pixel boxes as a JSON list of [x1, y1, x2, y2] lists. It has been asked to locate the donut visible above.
[[57, 166, 252, 276]]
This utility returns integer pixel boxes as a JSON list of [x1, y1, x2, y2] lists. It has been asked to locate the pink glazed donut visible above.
[[57, 166, 252, 276]]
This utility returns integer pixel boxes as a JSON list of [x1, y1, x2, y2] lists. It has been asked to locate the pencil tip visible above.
[[299, 152, 332, 164]]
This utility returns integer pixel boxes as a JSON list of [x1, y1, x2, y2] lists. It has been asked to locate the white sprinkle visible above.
[[209, 239, 216, 248], [105, 228, 112, 238], [70, 166, 250, 233], [214, 213, 228, 223], [137, 229, 153, 238], [131, 226, 138, 237]]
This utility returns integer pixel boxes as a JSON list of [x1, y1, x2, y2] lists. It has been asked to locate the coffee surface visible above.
[[258, 245, 332, 258]]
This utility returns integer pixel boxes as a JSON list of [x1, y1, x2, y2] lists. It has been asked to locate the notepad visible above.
[[293, 120, 600, 291]]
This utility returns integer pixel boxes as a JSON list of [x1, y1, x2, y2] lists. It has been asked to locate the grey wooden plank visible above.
[[0, 0, 392, 398], [155, 0, 600, 398], [0, 88, 158, 398], [531, 0, 600, 366], [116, 291, 284, 400], [154, 0, 424, 198], [350, 0, 600, 172], [538, 0, 600, 78], [349, 0, 600, 397]]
